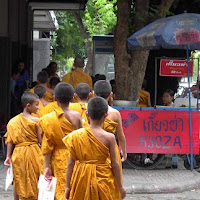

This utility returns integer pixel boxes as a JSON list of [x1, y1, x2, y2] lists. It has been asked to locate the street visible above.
[[1, 189, 200, 200], [125, 189, 200, 200]]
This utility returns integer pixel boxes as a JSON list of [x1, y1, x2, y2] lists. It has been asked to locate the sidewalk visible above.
[[1, 158, 200, 199], [123, 158, 200, 194]]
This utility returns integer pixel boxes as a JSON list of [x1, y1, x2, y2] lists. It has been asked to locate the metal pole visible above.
[[186, 44, 193, 171], [154, 57, 158, 106]]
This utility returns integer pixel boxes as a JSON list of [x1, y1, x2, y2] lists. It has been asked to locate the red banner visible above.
[[120, 110, 200, 154], [159, 59, 193, 77]]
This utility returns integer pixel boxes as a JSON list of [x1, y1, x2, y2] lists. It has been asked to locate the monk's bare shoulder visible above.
[[69, 109, 81, 118], [108, 106, 121, 122], [102, 130, 116, 146], [30, 116, 39, 123]]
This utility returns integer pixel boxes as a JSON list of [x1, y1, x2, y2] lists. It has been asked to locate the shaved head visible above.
[[21, 92, 39, 108], [49, 77, 60, 88], [54, 82, 74, 104], [93, 80, 112, 99], [37, 71, 49, 84], [88, 97, 108, 120], [75, 83, 90, 100], [34, 85, 46, 98]]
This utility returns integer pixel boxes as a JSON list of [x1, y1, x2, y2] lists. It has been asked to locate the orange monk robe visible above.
[[44, 91, 54, 102], [138, 89, 149, 107], [39, 101, 59, 117], [29, 87, 34, 93], [29, 87, 54, 102], [4, 114, 44, 200], [62, 68, 92, 91], [40, 109, 76, 200], [69, 103, 89, 127], [63, 127, 122, 200], [102, 118, 123, 181]]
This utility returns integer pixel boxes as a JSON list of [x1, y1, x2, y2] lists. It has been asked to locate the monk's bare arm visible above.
[[37, 126, 42, 145], [72, 113, 83, 129], [65, 155, 75, 199], [109, 135, 126, 199], [44, 153, 53, 180], [4, 143, 14, 166], [116, 111, 127, 162]]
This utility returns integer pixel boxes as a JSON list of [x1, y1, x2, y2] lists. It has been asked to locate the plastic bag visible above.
[[38, 174, 57, 200], [5, 161, 13, 191]]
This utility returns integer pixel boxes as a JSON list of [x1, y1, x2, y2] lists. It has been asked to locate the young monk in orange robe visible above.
[[69, 83, 91, 127], [29, 71, 56, 102], [39, 83, 82, 200], [93, 80, 127, 179], [4, 92, 44, 200], [63, 97, 126, 200], [31, 85, 49, 118]]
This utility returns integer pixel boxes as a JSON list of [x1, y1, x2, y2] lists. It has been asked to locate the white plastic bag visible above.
[[38, 175, 57, 200], [5, 162, 13, 191]]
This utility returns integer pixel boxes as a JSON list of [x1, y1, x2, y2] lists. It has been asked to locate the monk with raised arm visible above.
[[69, 83, 91, 127], [4, 92, 44, 200], [39, 82, 82, 200], [63, 97, 126, 200], [93, 80, 127, 179]]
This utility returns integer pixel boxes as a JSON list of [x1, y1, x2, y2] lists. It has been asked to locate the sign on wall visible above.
[[159, 59, 193, 77], [120, 110, 200, 154]]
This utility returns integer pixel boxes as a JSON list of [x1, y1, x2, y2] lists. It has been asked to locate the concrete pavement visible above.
[[1, 157, 200, 199]]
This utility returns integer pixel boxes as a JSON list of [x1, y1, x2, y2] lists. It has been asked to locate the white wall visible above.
[[33, 38, 50, 81]]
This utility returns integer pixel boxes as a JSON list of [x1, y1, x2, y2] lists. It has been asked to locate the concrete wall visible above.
[[33, 38, 50, 81]]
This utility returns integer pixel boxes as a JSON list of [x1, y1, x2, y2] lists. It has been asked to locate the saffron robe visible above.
[[29, 87, 54, 102], [40, 109, 76, 200], [62, 68, 93, 91], [102, 118, 123, 181], [69, 103, 89, 127], [44, 91, 54, 102], [39, 101, 59, 117], [138, 89, 149, 107], [4, 113, 44, 200], [63, 127, 122, 200]]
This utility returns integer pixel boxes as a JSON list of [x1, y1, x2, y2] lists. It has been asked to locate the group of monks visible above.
[[4, 58, 127, 200]]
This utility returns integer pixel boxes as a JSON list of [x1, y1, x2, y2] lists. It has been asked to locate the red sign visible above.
[[160, 59, 193, 77], [120, 110, 200, 154]]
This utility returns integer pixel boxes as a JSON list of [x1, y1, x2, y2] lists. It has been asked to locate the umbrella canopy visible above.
[[128, 13, 200, 50], [127, 12, 200, 171]]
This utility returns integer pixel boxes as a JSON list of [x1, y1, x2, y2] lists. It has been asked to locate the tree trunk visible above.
[[114, 0, 175, 101], [114, 0, 131, 100], [73, 12, 93, 75]]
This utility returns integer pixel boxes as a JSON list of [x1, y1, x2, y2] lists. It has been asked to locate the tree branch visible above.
[[157, 0, 175, 18], [72, 12, 90, 40]]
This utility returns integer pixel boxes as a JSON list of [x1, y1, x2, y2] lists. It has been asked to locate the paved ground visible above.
[[125, 189, 200, 200], [1, 157, 200, 199]]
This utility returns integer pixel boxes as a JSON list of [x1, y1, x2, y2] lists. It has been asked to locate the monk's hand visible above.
[[4, 157, 11, 167], [65, 187, 70, 200], [120, 150, 127, 162], [120, 187, 126, 199], [44, 167, 52, 181]]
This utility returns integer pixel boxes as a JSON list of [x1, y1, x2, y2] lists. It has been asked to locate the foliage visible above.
[[51, 0, 117, 66], [191, 51, 200, 82], [53, 12, 86, 60]]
